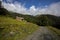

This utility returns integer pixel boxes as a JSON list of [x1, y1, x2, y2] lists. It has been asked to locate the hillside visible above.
[[8, 13, 60, 29], [0, 16, 60, 40], [35, 14, 60, 29], [0, 16, 39, 40]]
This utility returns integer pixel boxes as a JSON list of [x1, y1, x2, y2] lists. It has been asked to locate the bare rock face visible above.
[[25, 27, 60, 40]]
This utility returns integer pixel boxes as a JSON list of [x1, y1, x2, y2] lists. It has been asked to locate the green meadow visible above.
[[0, 16, 39, 40]]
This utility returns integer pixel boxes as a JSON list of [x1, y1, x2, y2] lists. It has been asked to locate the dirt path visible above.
[[25, 27, 60, 40]]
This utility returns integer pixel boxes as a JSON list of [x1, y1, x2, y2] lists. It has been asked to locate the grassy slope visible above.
[[47, 26, 60, 36], [0, 16, 39, 40]]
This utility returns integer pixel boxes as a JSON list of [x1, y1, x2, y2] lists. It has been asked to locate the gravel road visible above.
[[25, 27, 60, 40]]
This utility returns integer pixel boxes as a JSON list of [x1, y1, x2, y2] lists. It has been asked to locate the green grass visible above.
[[0, 16, 39, 40], [47, 26, 60, 36]]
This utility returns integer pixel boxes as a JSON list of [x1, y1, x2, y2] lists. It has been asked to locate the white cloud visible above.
[[2, 1, 27, 14], [0, 0, 2, 1], [45, 2, 60, 16], [28, 6, 37, 15], [34, 2, 60, 16], [2, 1, 60, 16], [30, 6, 36, 11]]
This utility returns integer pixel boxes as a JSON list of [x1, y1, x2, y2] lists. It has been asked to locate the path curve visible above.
[[25, 27, 60, 40]]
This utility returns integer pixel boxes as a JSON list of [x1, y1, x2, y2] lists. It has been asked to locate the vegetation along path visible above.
[[25, 27, 60, 40]]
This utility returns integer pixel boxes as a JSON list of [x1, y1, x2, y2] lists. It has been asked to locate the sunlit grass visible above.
[[0, 16, 39, 40]]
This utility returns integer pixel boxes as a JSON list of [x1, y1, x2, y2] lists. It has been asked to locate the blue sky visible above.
[[17, 0, 60, 8], [2, 0, 60, 16], [3, 0, 60, 8]]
